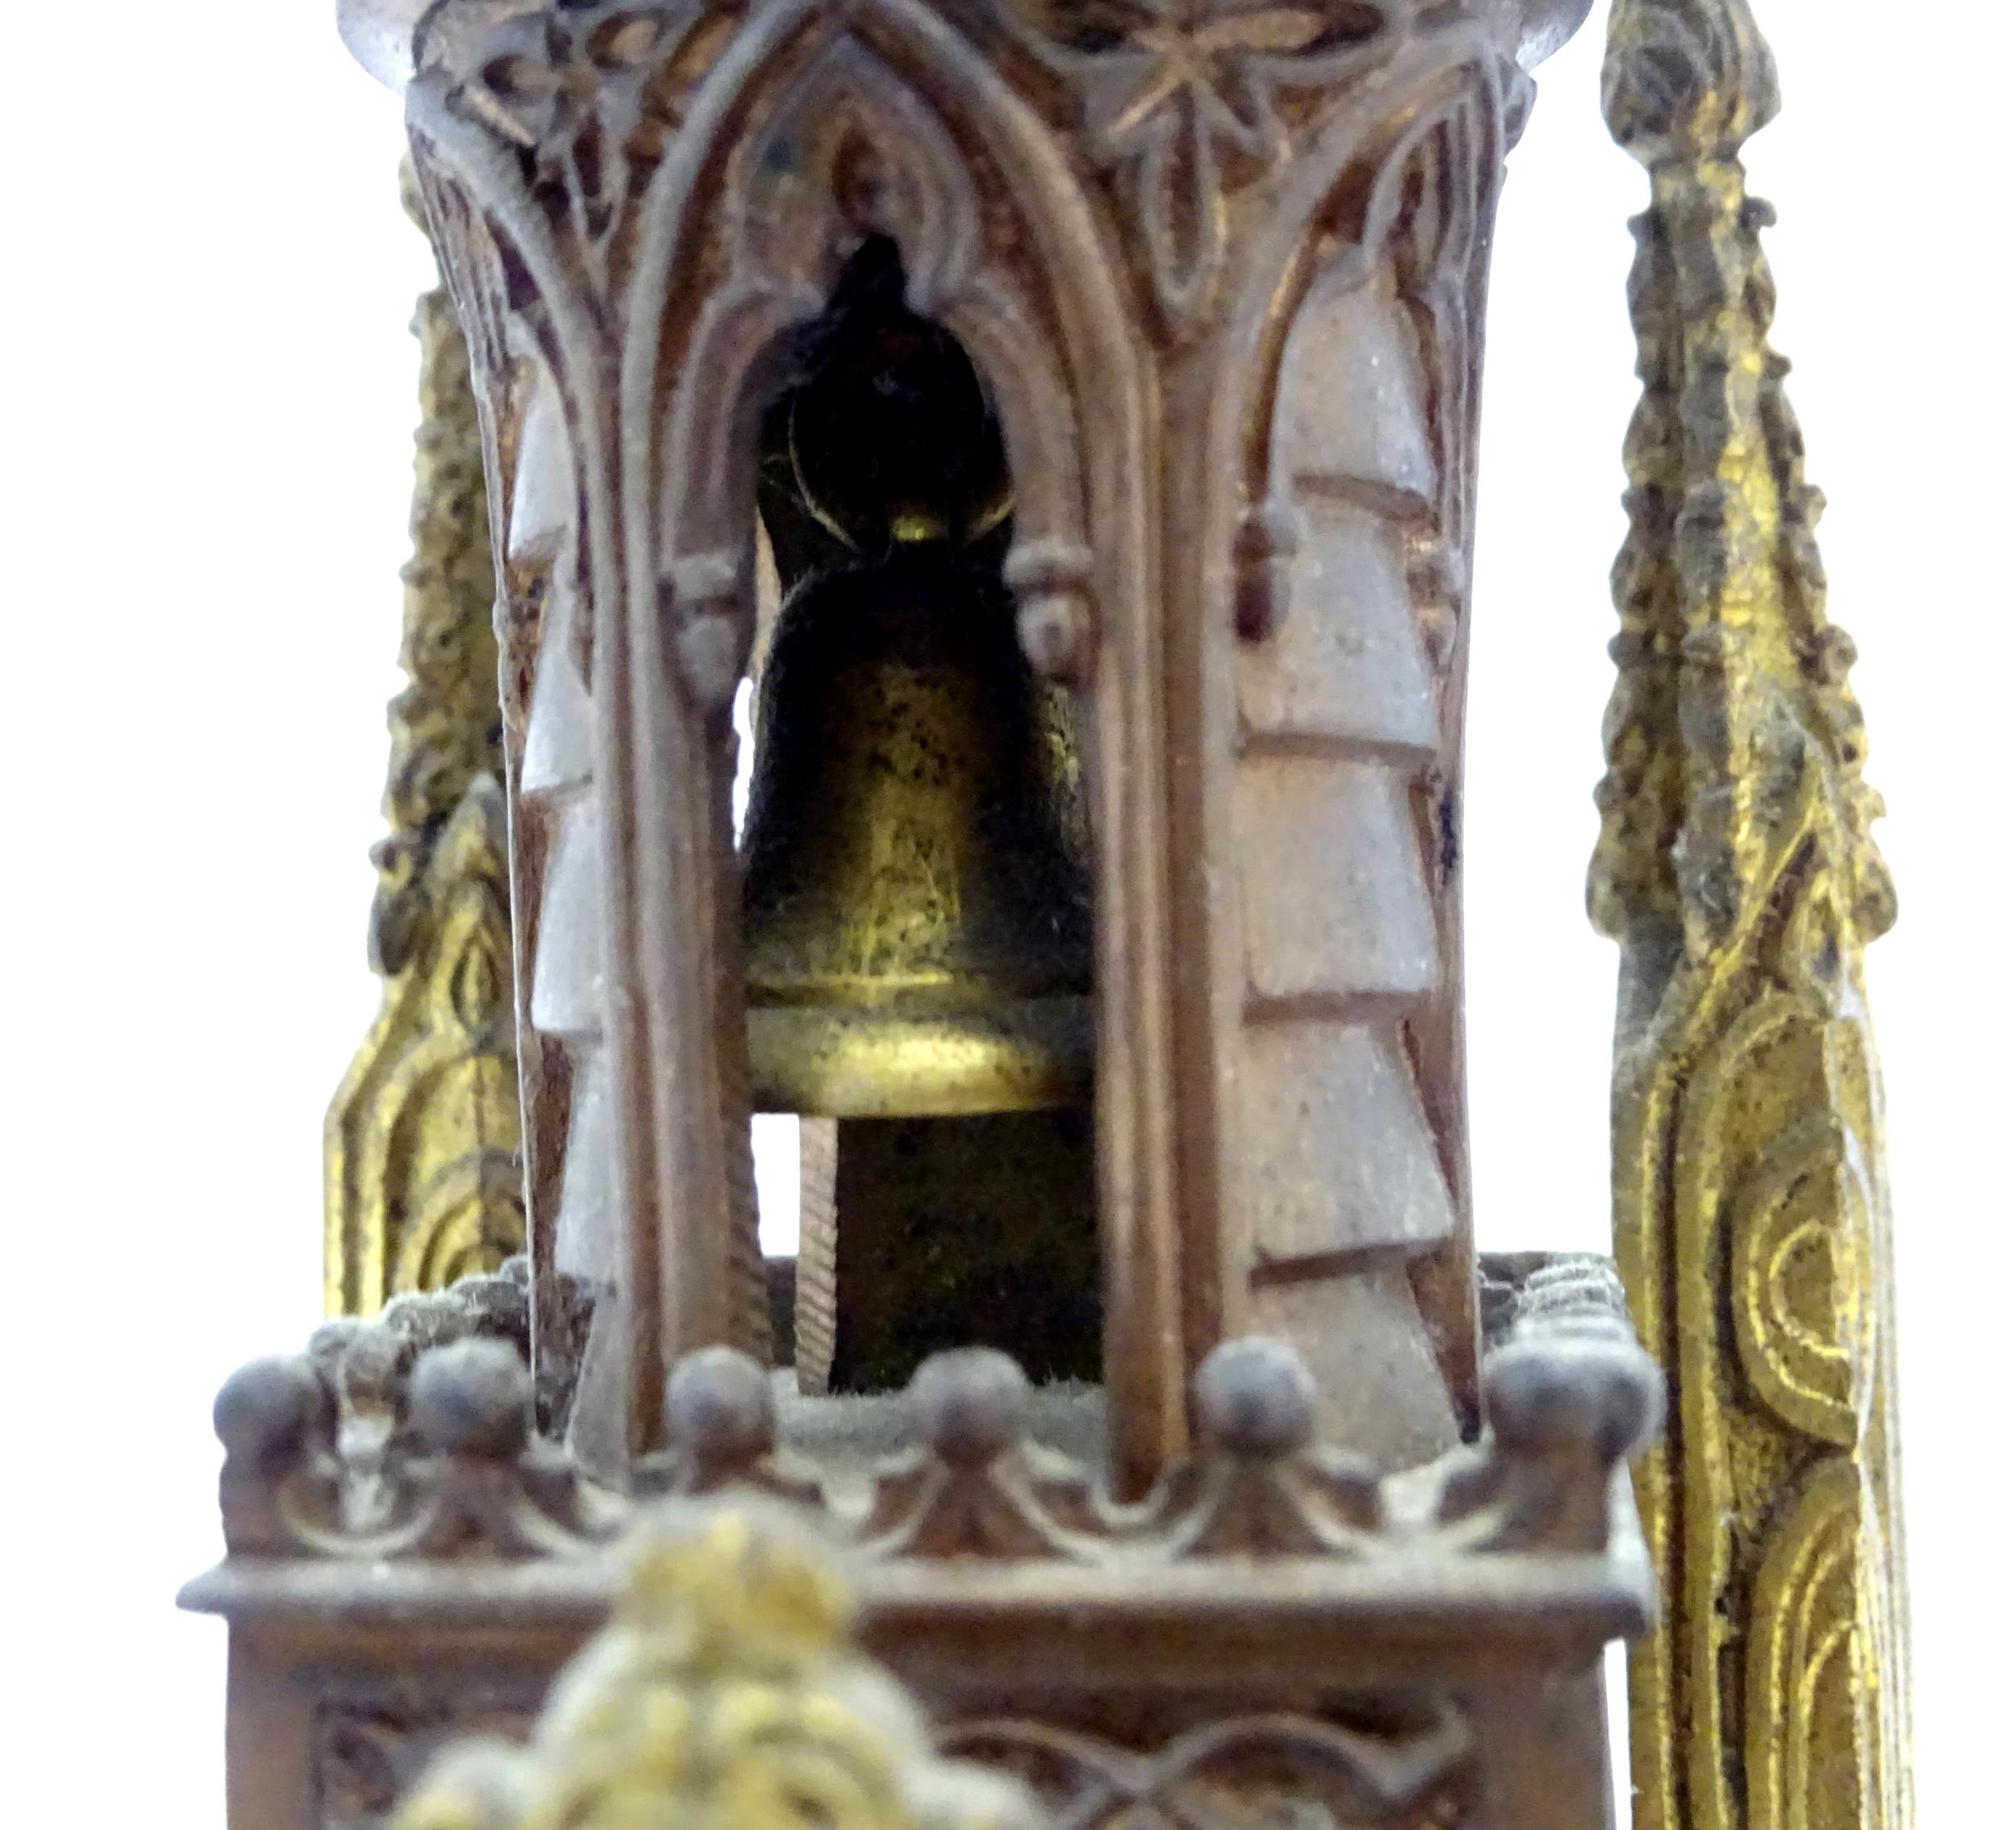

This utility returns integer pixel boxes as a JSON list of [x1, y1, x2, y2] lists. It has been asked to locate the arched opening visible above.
[[736, 236, 1102, 1396]]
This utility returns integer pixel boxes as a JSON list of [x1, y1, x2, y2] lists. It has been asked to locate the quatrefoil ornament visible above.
[[1003, 0, 1397, 331]]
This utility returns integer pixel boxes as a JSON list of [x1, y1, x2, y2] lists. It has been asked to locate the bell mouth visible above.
[[748, 994, 1093, 1118]]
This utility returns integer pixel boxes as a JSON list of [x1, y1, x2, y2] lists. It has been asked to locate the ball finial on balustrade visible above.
[[1194, 1337, 1318, 1460], [906, 1349, 1032, 1469], [664, 1345, 779, 1471], [410, 1339, 533, 1460], [214, 1354, 323, 1468], [1484, 1334, 1662, 1462]]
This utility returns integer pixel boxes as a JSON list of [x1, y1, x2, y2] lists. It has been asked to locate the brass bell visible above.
[[739, 240, 1094, 1120]]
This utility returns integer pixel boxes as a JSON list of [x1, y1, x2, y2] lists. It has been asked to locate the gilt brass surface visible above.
[[325, 164, 519, 1315], [1594, 6, 1912, 1827], [739, 550, 1096, 1115]]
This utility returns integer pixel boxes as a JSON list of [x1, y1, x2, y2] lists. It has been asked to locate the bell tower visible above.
[[387, 0, 1563, 1488], [182, 6, 1681, 1829]]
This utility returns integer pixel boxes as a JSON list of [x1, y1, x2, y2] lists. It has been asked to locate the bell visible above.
[[739, 240, 1094, 1120]]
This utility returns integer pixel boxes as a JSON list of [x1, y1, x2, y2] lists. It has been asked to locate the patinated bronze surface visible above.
[[182, 5, 1705, 1829], [397, 0, 1549, 1485], [187, 1272, 1655, 1830], [1592, 4, 1912, 1827]]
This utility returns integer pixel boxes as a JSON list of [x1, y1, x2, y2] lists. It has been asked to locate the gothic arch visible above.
[[644, 33, 1089, 586], [1163, 27, 1511, 1443], [1222, 35, 1506, 536], [609, 0, 1186, 1484]]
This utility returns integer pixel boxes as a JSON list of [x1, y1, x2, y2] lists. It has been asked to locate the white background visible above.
[[5, 2, 2008, 1821]]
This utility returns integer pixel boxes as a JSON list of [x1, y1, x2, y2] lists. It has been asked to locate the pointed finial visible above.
[[1602, 0, 1781, 165]]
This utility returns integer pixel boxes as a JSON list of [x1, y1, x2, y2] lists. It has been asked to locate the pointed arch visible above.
[[606, 0, 1186, 1487], [1224, 33, 1506, 537], [1165, 25, 1511, 1444]]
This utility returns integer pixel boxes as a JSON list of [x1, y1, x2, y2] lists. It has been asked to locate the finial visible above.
[[617, 1504, 856, 1667], [1602, 0, 1781, 165], [396, 1505, 1039, 1830], [214, 1355, 323, 1468], [410, 1339, 533, 1460], [1483, 1332, 1662, 1463], [664, 1345, 777, 1471], [1193, 1337, 1318, 1461], [905, 1349, 1032, 1469]]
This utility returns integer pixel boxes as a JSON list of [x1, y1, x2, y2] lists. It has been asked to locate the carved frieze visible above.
[[945, 1708, 1473, 1830], [317, 1695, 545, 1830]]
